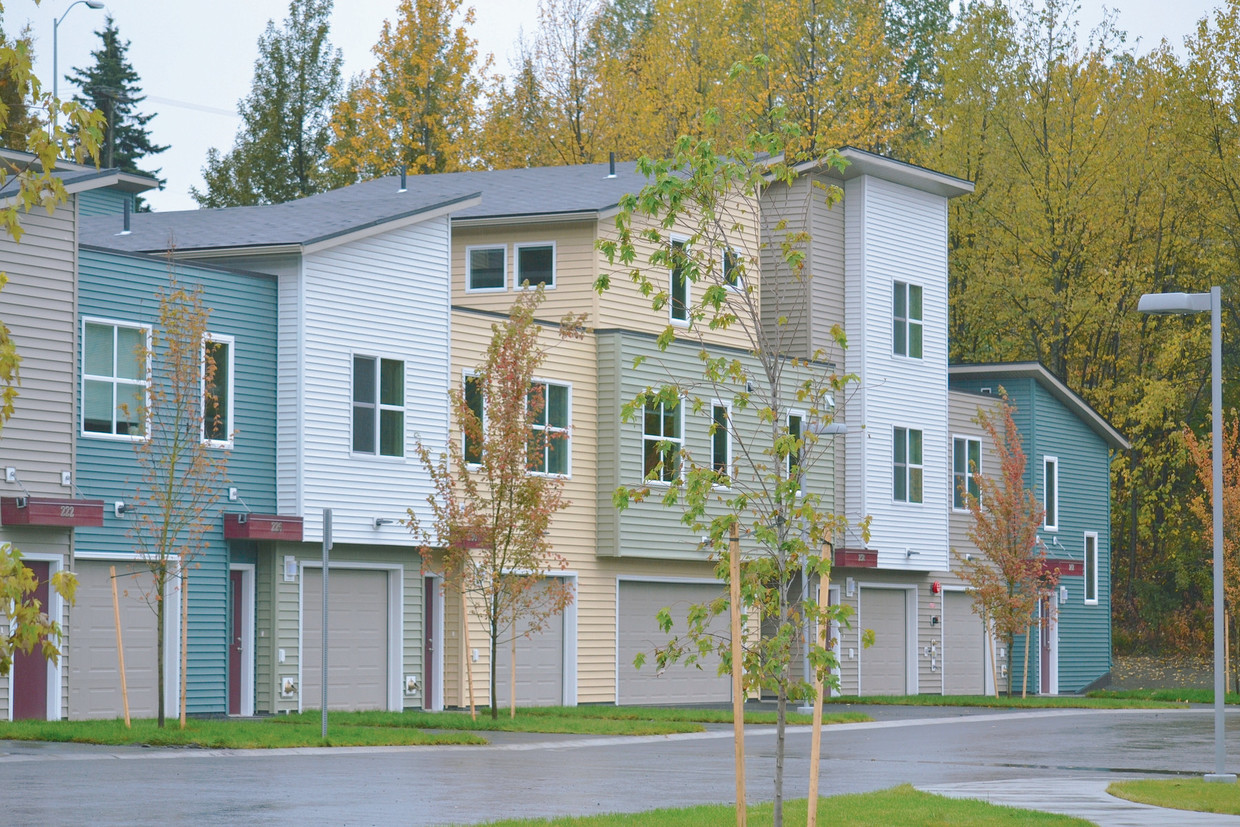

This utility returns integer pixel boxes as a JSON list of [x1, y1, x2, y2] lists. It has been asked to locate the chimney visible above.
[[399, 165, 407, 193], [118, 198, 131, 235], [607, 152, 616, 179]]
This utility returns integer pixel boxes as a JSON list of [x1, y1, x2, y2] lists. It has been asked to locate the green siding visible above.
[[76, 248, 278, 714], [78, 189, 135, 218]]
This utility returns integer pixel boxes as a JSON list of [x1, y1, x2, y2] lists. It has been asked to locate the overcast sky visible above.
[[14, 0, 1225, 212]]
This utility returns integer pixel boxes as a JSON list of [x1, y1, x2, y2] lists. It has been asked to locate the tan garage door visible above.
[[860, 587, 908, 695], [944, 590, 987, 695], [494, 580, 565, 708], [302, 567, 390, 711], [617, 581, 730, 706], [68, 561, 161, 720]]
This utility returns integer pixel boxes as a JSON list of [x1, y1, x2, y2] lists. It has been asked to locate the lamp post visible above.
[[52, 0, 105, 130], [1138, 286, 1236, 782]]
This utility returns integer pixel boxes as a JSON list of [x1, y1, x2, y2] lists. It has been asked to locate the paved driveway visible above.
[[2, 706, 1236, 825]]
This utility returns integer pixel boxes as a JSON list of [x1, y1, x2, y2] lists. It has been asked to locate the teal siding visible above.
[[76, 248, 278, 714], [950, 371, 1115, 693], [78, 189, 135, 218]]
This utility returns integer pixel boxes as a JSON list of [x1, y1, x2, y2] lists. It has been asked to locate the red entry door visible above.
[[13, 561, 50, 720], [228, 570, 243, 715]]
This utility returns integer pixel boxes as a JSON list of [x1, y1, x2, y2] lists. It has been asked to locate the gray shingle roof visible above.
[[81, 161, 648, 254]]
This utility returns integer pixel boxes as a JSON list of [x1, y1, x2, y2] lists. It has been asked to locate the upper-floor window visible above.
[[515, 243, 555, 289], [893, 281, 923, 358], [711, 402, 731, 483], [202, 334, 234, 446], [353, 355, 404, 457], [893, 426, 923, 503], [83, 319, 149, 438], [952, 436, 981, 510], [1084, 531, 1099, 604], [1043, 456, 1059, 530], [463, 373, 484, 465], [670, 238, 689, 325], [529, 381, 570, 475], [786, 411, 804, 481], [643, 395, 682, 482], [467, 246, 506, 291]]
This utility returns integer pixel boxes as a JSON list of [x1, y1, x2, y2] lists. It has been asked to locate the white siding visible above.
[[279, 217, 452, 546], [843, 175, 950, 571]]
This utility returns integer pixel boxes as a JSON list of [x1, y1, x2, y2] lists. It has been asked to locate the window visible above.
[[1043, 456, 1059, 530], [893, 281, 923, 358], [952, 436, 981, 510], [711, 402, 731, 482], [515, 243, 555, 289], [529, 381, 570, 475], [83, 320, 148, 437], [670, 238, 689, 324], [1084, 532, 1099, 605], [463, 374, 484, 464], [353, 355, 405, 457], [787, 411, 804, 480], [893, 426, 923, 503], [723, 246, 742, 289], [202, 335, 234, 446], [643, 396, 682, 482], [467, 246, 506, 291]]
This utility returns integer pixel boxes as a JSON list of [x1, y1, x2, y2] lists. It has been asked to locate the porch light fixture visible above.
[[1139, 286, 1235, 782], [372, 517, 396, 528]]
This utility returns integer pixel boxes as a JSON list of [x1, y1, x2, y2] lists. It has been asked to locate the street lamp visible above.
[[52, 1, 105, 130], [1138, 286, 1236, 782]]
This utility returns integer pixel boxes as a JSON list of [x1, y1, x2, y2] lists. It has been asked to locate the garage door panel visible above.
[[69, 562, 160, 720], [302, 568, 389, 711], [618, 581, 730, 706], [860, 588, 907, 695], [494, 580, 565, 708], [944, 591, 987, 695]]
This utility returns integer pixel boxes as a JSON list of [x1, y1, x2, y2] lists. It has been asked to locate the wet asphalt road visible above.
[[2, 705, 1236, 825]]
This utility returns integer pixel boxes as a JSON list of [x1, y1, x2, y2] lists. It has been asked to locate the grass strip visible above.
[[1108, 778, 1240, 815], [479, 784, 1090, 826], [1089, 688, 1240, 705], [825, 693, 1185, 709], [0, 717, 485, 749]]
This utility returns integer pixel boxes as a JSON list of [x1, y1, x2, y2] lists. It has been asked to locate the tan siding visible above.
[[760, 177, 812, 359]]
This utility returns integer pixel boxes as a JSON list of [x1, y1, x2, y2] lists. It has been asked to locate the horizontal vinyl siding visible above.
[[807, 171, 847, 354], [77, 190, 132, 218], [946, 390, 1002, 563], [75, 249, 278, 714], [296, 218, 451, 547], [759, 178, 812, 359]]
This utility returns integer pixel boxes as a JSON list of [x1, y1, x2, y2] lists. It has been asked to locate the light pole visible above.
[[1138, 286, 1236, 782], [52, 0, 105, 130]]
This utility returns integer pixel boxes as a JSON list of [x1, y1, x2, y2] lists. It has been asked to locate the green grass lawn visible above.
[[1108, 778, 1240, 815], [1089, 687, 1240, 705], [0, 717, 486, 749], [479, 785, 1090, 826]]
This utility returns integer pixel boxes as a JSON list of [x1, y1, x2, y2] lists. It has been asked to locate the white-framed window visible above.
[[952, 436, 981, 510], [462, 372, 484, 465], [711, 401, 731, 484], [1043, 456, 1059, 531], [669, 237, 689, 325], [529, 380, 570, 475], [1084, 531, 1098, 605], [893, 281, 923, 358], [82, 318, 150, 439], [643, 395, 682, 482], [466, 245, 506, 292], [786, 410, 804, 480], [202, 333, 234, 447], [722, 246, 742, 289], [352, 355, 405, 457], [893, 426, 923, 503], [515, 242, 555, 289]]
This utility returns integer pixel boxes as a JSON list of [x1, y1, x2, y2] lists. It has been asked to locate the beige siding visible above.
[[760, 177, 812, 359]]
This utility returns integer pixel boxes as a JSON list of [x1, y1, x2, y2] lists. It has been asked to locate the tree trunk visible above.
[[773, 681, 786, 827], [490, 620, 499, 721]]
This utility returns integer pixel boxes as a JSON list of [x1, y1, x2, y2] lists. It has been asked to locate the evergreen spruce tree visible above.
[[66, 15, 166, 189], [0, 15, 40, 150], [192, 0, 342, 207]]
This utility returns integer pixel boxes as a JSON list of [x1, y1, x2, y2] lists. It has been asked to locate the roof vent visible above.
[[607, 152, 616, 179], [398, 165, 407, 193], [117, 198, 131, 236], [980, 387, 993, 395]]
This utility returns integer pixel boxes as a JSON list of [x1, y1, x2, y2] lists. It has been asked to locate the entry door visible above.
[[423, 576, 436, 709], [1039, 598, 1056, 694], [229, 570, 243, 715], [12, 561, 50, 720]]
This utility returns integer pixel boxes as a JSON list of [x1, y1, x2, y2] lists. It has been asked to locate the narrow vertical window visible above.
[[1084, 532, 1098, 604], [83, 320, 149, 437], [643, 396, 682, 481], [711, 403, 731, 482], [723, 247, 741, 288], [463, 374, 484, 465], [352, 355, 404, 457], [893, 281, 923, 358], [787, 412, 804, 480], [894, 426, 923, 503], [1044, 456, 1059, 530], [952, 436, 981, 510], [202, 335, 233, 445], [670, 239, 688, 324]]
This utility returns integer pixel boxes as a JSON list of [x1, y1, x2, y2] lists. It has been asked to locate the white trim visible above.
[[1083, 531, 1099, 605], [297, 561, 404, 713], [528, 376, 572, 478], [229, 563, 256, 717], [1043, 456, 1059, 532], [428, 573, 445, 711], [5, 552, 65, 721], [201, 332, 236, 449], [1040, 599, 1059, 695], [465, 243, 508, 293], [710, 398, 733, 486], [80, 316, 151, 442], [857, 583, 918, 694], [299, 196, 482, 255], [642, 394, 683, 483], [893, 425, 925, 504], [513, 241, 557, 291], [950, 433, 981, 512], [669, 235, 690, 327], [349, 352, 408, 460]]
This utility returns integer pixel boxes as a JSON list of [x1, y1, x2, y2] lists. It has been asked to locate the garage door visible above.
[[944, 590, 987, 695], [859, 587, 907, 695], [68, 561, 160, 720], [302, 568, 390, 711], [618, 581, 730, 705], [494, 580, 565, 708]]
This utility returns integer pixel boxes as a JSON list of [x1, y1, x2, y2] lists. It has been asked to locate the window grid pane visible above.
[[644, 398, 680, 481], [517, 245, 554, 287], [469, 248, 505, 290], [82, 322, 148, 437]]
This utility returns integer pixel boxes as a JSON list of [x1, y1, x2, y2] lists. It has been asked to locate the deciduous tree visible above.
[[410, 288, 580, 720]]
